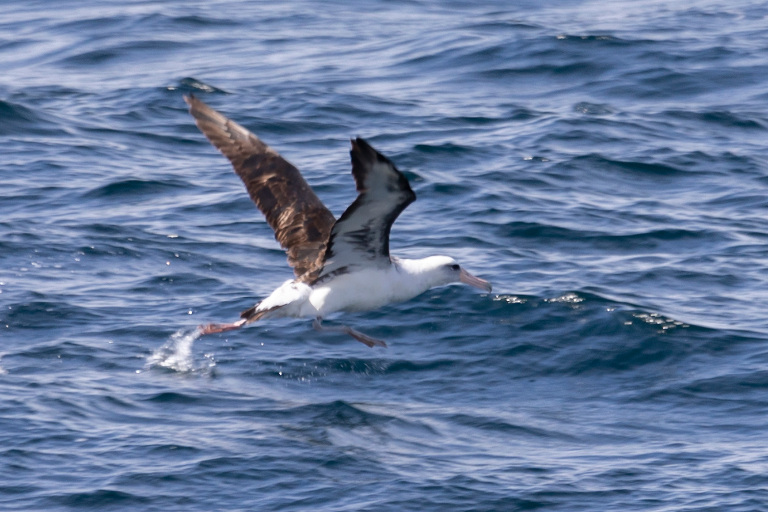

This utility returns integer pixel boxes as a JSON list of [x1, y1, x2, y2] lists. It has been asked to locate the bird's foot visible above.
[[198, 319, 246, 335], [313, 318, 387, 348], [345, 328, 388, 348]]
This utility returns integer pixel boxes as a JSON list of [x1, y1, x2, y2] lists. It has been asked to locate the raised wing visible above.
[[315, 137, 416, 281], [185, 95, 336, 278]]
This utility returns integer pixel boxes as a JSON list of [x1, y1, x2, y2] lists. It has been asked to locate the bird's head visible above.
[[417, 255, 492, 292]]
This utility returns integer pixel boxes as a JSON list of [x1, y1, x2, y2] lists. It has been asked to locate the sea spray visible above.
[[147, 327, 212, 373]]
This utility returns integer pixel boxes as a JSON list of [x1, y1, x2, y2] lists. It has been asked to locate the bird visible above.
[[184, 94, 491, 347]]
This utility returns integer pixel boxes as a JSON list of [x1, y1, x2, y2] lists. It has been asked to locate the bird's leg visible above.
[[313, 318, 387, 348], [199, 318, 247, 336]]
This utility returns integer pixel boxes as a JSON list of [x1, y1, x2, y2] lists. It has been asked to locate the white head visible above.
[[407, 255, 492, 292]]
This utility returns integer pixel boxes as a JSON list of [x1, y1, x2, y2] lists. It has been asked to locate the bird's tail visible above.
[[240, 303, 283, 322]]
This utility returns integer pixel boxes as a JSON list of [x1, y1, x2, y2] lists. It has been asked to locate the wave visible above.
[[2, 299, 104, 330], [82, 178, 188, 200], [187, 289, 753, 380], [0, 99, 63, 136]]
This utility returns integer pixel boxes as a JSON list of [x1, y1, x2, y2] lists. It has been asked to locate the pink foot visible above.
[[198, 319, 246, 335]]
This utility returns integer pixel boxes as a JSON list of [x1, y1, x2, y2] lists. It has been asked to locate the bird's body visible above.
[[255, 256, 468, 319], [185, 95, 491, 347]]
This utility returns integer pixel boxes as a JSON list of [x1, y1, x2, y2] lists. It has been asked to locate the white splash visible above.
[[147, 328, 209, 373]]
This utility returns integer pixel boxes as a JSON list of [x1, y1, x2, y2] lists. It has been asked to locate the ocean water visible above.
[[2, 0, 768, 510]]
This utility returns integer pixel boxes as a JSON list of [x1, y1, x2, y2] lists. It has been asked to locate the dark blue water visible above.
[[3, 1, 768, 510]]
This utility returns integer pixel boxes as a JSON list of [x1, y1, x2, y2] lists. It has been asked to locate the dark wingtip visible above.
[[350, 136, 389, 166], [350, 137, 371, 159], [352, 136, 370, 147]]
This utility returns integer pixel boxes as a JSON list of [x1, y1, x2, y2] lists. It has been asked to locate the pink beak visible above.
[[459, 268, 492, 292]]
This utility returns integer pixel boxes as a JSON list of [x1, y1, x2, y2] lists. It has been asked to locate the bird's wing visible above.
[[315, 137, 416, 282], [185, 95, 336, 278]]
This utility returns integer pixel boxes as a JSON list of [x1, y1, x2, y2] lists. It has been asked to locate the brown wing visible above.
[[184, 95, 335, 278]]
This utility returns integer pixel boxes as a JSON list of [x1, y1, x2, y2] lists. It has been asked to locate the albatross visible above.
[[185, 95, 491, 347]]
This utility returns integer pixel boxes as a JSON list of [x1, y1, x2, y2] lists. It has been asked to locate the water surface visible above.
[[2, 1, 768, 510]]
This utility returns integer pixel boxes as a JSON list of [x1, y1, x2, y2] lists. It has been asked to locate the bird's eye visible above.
[[450, 264, 460, 271]]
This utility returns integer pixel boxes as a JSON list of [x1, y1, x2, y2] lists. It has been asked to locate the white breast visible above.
[[304, 264, 429, 317]]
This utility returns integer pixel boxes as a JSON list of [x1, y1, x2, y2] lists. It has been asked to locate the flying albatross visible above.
[[185, 95, 491, 347]]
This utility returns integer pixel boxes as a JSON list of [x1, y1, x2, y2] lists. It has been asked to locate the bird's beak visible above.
[[459, 268, 492, 292]]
